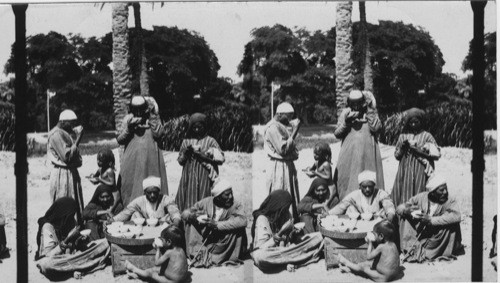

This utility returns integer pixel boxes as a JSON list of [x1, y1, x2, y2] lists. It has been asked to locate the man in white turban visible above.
[[329, 170, 395, 222], [181, 179, 247, 268], [396, 174, 463, 262], [112, 176, 181, 225], [263, 102, 301, 220], [47, 109, 85, 222]]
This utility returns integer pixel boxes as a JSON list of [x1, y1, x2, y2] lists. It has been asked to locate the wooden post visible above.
[[12, 4, 28, 283], [471, 1, 486, 281]]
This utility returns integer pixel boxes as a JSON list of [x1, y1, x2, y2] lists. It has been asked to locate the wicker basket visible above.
[[319, 225, 367, 240]]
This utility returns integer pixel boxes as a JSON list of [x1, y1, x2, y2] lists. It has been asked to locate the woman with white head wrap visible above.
[[116, 95, 169, 207], [333, 90, 384, 201]]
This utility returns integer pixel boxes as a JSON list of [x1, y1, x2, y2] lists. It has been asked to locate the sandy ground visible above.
[[0, 140, 497, 282]]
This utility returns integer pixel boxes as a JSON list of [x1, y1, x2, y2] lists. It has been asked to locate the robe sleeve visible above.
[[163, 196, 181, 221], [113, 198, 142, 222], [265, 124, 294, 156], [334, 109, 350, 139], [148, 113, 165, 143], [378, 190, 396, 217], [49, 130, 78, 164], [82, 203, 101, 220], [394, 135, 405, 161], [116, 114, 134, 145], [177, 139, 190, 166], [366, 108, 382, 134], [254, 215, 275, 249], [430, 198, 461, 226], [39, 224, 60, 258], [216, 202, 247, 231], [208, 138, 225, 164], [298, 196, 316, 214], [329, 192, 356, 215]]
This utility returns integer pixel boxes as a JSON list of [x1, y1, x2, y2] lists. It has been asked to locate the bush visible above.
[[0, 102, 15, 151], [380, 101, 473, 148], [162, 106, 254, 153]]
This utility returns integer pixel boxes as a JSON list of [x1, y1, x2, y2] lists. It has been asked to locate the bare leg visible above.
[[125, 261, 178, 283], [338, 254, 363, 273]]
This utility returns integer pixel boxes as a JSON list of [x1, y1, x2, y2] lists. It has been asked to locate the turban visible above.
[[425, 175, 447, 192], [276, 102, 294, 114], [211, 179, 232, 198], [59, 110, 77, 121], [131, 96, 147, 107], [143, 176, 161, 191], [358, 170, 377, 185]]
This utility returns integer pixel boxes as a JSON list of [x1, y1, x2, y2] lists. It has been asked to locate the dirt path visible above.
[[0, 140, 497, 282]]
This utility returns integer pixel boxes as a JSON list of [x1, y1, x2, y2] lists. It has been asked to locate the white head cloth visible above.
[[425, 174, 447, 192], [59, 110, 77, 121], [276, 102, 294, 114], [142, 176, 161, 191], [358, 170, 377, 185], [131, 96, 146, 106], [211, 179, 232, 198], [348, 90, 364, 101]]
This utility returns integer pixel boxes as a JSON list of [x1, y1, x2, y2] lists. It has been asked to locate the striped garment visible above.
[[175, 136, 223, 212], [391, 131, 438, 206]]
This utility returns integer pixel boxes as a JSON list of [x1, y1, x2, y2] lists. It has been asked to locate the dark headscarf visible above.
[[305, 178, 330, 201], [88, 184, 114, 208], [188, 113, 207, 137], [251, 190, 293, 239], [403, 108, 426, 126], [36, 197, 77, 259]]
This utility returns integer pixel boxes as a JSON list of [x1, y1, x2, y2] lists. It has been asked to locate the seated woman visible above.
[[329, 170, 395, 222], [298, 178, 330, 234], [82, 184, 114, 241], [396, 175, 463, 263], [112, 176, 181, 226], [35, 197, 110, 279], [181, 179, 247, 268], [251, 190, 323, 272]]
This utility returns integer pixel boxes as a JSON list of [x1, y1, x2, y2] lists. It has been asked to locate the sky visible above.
[[0, 1, 496, 82]]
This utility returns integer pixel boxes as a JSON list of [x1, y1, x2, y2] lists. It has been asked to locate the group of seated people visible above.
[[35, 169, 463, 282]]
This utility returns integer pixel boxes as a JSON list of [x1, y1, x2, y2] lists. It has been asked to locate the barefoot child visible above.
[[338, 220, 401, 282], [304, 142, 337, 207], [126, 226, 188, 283], [88, 149, 121, 213]]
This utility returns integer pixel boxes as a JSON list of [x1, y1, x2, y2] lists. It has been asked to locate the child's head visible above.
[[97, 149, 115, 169], [160, 225, 184, 248], [373, 220, 396, 243], [313, 142, 332, 162]]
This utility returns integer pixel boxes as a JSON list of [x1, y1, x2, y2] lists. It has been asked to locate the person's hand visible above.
[[105, 208, 114, 219], [402, 140, 410, 151], [89, 177, 99, 185], [73, 125, 83, 136], [128, 117, 142, 129], [387, 213, 395, 223], [305, 170, 315, 178], [273, 234, 284, 245], [172, 218, 181, 227], [420, 214, 432, 225], [206, 219, 218, 230], [345, 111, 358, 124]]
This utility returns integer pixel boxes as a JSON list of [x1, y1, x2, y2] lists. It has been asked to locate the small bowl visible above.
[[146, 218, 159, 226], [361, 213, 373, 221], [133, 218, 145, 226], [294, 222, 306, 230], [80, 229, 91, 237]]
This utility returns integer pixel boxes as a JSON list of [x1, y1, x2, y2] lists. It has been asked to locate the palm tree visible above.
[[132, 2, 149, 97], [335, 2, 355, 117], [112, 3, 132, 132], [359, 1, 373, 92]]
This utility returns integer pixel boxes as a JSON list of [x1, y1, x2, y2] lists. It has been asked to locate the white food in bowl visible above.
[[133, 218, 145, 226], [146, 218, 159, 226]]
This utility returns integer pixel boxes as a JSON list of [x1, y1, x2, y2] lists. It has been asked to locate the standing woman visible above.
[[116, 96, 168, 206], [82, 184, 114, 241], [391, 108, 441, 206], [176, 113, 225, 211], [333, 90, 384, 201]]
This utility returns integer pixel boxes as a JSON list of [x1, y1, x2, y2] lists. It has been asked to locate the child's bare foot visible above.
[[126, 270, 139, 279], [125, 260, 135, 272], [286, 264, 296, 272], [337, 254, 347, 265]]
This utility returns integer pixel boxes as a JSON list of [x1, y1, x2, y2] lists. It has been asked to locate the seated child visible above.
[[338, 220, 401, 282], [126, 226, 188, 283]]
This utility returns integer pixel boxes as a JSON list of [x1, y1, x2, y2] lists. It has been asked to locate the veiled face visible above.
[[144, 187, 161, 203], [408, 117, 422, 132], [360, 181, 375, 197]]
